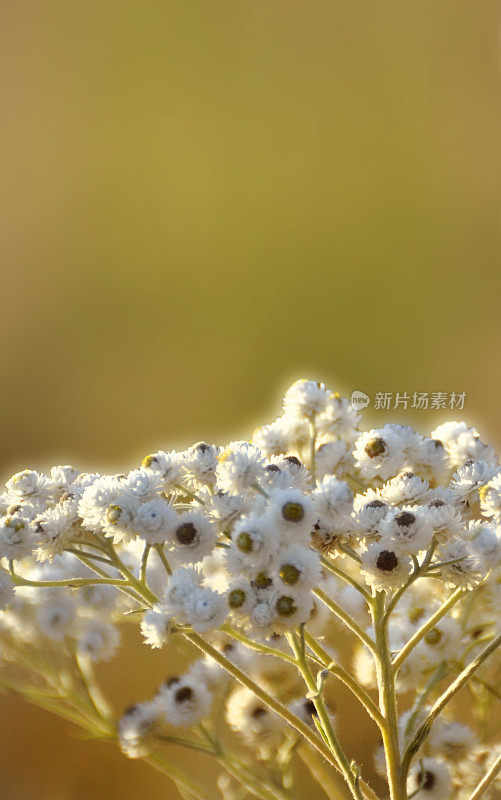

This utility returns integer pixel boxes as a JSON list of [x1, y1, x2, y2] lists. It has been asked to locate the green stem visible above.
[[314, 587, 376, 654], [303, 632, 383, 729], [401, 635, 501, 781], [287, 632, 364, 800], [373, 592, 403, 800]]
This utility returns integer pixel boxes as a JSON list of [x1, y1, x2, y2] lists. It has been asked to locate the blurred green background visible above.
[[1, 1, 500, 797]]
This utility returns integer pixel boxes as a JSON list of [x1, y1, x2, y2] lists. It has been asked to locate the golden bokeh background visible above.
[[1, 1, 500, 797]]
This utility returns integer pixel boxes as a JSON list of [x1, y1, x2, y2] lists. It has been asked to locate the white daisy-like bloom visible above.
[[100, 491, 139, 543], [352, 490, 389, 537], [313, 475, 353, 521], [479, 472, 501, 523], [226, 577, 258, 620], [269, 587, 314, 632], [36, 598, 76, 641], [425, 499, 464, 542], [316, 393, 361, 439], [141, 449, 182, 487], [282, 379, 331, 420], [167, 509, 217, 564], [133, 499, 177, 544], [76, 618, 120, 662], [50, 465, 80, 492], [252, 418, 291, 456], [118, 702, 159, 758], [0, 514, 35, 560], [406, 436, 451, 483], [34, 500, 76, 561], [163, 566, 202, 614], [450, 460, 498, 505], [273, 543, 322, 592], [380, 471, 430, 505], [140, 604, 173, 649], [360, 541, 412, 591], [468, 521, 501, 568], [181, 442, 219, 489], [78, 476, 126, 533], [5, 469, 53, 502], [226, 685, 283, 741], [406, 758, 452, 800], [378, 507, 433, 555], [416, 616, 462, 663], [184, 587, 227, 633], [259, 455, 311, 492], [436, 539, 485, 589], [156, 675, 212, 728], [202, 489, 247, 532], [0, 570, 15, 610], [432, 421, 497, 467], [353, 427, 406, 481], [248, 600, 277, 634], [125, 468, 164, 499], [429, 720, 476, 760], [266, 487, 315, 545], [315, 438, 354, 481], [216, 441, 266, 493], [225, 514, 276, 576]]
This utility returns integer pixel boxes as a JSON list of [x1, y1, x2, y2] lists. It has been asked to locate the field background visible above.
[[0, 1, 500, 798]]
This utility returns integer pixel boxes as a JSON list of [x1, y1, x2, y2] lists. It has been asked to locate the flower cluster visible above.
[[0, 379, 499, 800]]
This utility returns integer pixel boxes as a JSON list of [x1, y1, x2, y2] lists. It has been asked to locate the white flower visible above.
[[227, 577, 257, 619], [269, 587, 314, 631], [479, 472, 501, 523], [282, 379, 331, 419], [50, 465, 80, 491], [313, 475, 353, 521], [468, 521, 501, 568], [432, 421, 496, 467], [140, 605, 173, 648], [425, 499, 464, 542], [76, 619, 120, 661], [315, 438, 353, 480], [216, 441, 265, 493], [436, 540, 485, 589], [429, 721, 475, 760], [258, 455, 311, 492], [181, 442, 219, 488], [141, 450, 182, 486], [360, 541, 412, 591], [226, 685, 283, 740], [252, 418, 291, 457], [266, 488, 315, 545], [167, 509, 217, 564], [118, 702, 158, 758], [5, 469, 53, 501], [125, 469, 164, 499], [380, 471, 429, 505], [378, 507, 432, 555], [354, 428, 406, 480], [406, 758, 452, 800], [316, 393, 361, 439], [162, 566, 201, 614], [273, 543, 321, 591], [34, 501, 75, 561], [133, 499, 177, 544], [0, 514, 35, 560], [157, 676, 212, 727], [450, 460, 498, 504], [225, 514, 276, 576], [185, 587, 227, 633], [353, 491, 389, 537], [36, 598, 76, 641]]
